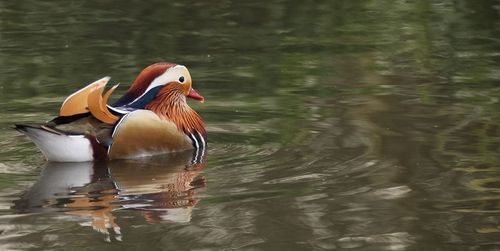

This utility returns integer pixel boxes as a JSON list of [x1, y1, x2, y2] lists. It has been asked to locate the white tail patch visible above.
[[20, 127, 94, 162]]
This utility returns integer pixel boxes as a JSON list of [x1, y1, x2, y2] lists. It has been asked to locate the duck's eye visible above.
[[179, 76, 185, 83]]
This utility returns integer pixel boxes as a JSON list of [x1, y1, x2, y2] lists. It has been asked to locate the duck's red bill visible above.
[[187, 88, 205, 102]]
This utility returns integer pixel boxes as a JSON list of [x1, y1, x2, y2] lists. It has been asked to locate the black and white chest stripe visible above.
[[187, 130, 206, 163], [187, 130, 206, 149]]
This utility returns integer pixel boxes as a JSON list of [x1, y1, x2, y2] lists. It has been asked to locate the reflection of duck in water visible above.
[[13, 149, 206, 241]]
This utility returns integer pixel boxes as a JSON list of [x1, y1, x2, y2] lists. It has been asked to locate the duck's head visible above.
[[113, 62, 204, 108]]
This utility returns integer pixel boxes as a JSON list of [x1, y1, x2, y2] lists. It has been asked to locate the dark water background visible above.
[[1, 0, 500, 250]]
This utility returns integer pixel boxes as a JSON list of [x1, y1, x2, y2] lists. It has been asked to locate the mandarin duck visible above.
[[15, 62, 207, 162]]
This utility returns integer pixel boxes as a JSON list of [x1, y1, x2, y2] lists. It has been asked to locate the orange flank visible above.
[[108, 110, 193, 159]]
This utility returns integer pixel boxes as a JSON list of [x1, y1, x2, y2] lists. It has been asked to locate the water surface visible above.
[[1, 0, 500, 250]]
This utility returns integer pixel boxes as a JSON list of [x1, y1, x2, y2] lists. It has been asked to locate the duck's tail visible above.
[[15, 124, 94, 162]]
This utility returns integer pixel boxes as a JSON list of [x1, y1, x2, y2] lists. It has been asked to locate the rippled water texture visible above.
[[1, 1, 500, 250]]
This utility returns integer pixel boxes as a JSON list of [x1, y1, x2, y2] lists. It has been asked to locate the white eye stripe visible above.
[[129, 65, 187, 105], [148, 65, 185, 89]]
